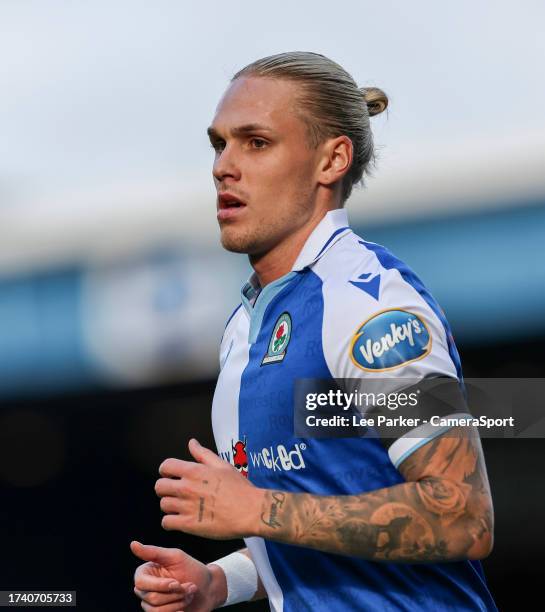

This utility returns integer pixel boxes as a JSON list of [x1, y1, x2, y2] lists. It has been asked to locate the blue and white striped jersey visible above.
[[211, 208, 497, 611]]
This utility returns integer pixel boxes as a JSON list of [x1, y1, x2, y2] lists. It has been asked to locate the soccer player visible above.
[[131, 52, 497, 611]]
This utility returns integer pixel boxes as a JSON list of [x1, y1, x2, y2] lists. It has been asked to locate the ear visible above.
[[316, 135, 353, 187]]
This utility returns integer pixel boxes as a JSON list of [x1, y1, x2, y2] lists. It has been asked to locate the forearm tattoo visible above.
[[259, 428, 493, 562], [261, 492, 286, 529]]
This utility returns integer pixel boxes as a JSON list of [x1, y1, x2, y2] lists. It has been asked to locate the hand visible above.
[[131, 540, 226, 611], [155, 438, 263, 539]]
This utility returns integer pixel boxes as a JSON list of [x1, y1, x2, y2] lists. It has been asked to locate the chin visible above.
[[219, 222, 279, 256], [220, 228, 254, 254]]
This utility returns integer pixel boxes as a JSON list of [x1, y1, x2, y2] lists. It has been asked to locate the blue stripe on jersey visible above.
[[315, 226, 350, 259], [360, 240, 463, 381]]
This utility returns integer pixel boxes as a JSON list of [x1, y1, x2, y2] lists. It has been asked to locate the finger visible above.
[[134, 584, 196, 607], [134, 570, 184, 593], [161, 513, 190, 533], [160, 496, 184, 514], [141, 596, 194, 612], [134, 587, 183, 605], [131, 540, 198, 582], [155, 477, 183, 498], [130, 541, 185, 568], [159, 458, 197, 478], [188, 438, 225, 467]]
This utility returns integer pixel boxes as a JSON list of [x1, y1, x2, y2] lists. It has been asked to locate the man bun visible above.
[[361, 87, 388, 117]]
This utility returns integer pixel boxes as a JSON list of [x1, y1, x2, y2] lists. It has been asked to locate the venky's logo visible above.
[[232, 436, 248, 478], [262, 312, 292, 365], [350, 308, 431, 371]]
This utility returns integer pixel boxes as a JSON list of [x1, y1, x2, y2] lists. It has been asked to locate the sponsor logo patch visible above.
[[350, 308, 431, 371], [231, 436, 248, 478], [262, 312, 292, 365], [249, 443, 307, 472], [220, 440, 308, 473]]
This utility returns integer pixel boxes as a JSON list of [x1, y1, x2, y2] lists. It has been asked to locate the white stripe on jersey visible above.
[[244, 537, 284, 612], [212, 308, 247, 472], [213, 310, 285, 609], [388, 413, 473, 468]]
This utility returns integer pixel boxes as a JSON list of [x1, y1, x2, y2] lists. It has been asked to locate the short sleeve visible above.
[[320, 266, 468, 467]]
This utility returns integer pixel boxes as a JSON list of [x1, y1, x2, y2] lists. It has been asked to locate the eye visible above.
[[250, 138, 268, 149]]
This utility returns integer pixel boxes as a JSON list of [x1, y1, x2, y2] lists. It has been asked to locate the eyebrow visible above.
[[207, 123, 274, 140]]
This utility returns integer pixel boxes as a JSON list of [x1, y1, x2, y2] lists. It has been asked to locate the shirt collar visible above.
[[241, 208, 351, 302], [291, 208, 351, 271]]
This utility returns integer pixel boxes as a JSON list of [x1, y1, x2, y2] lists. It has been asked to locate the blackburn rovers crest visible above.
[[262, 312, 292, 365]]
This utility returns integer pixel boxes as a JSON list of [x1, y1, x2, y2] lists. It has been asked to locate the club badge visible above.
[[262, 312, 292, 365]]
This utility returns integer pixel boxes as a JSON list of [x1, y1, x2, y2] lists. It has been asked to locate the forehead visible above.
[[211, 76, 305, 133]]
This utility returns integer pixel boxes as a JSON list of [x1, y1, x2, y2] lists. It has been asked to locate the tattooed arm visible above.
[[156, 434, 493, 563], [256, 427, 494, 562]]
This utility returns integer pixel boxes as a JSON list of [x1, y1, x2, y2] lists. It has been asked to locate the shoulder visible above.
[[312, 231, 458, 380], [312, 230, 381, 285]]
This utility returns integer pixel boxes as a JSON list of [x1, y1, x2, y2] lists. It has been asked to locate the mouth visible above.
[[217, 192, 247, 221]]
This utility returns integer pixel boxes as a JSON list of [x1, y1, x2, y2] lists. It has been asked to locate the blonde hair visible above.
[[233, 51, 388, 203]]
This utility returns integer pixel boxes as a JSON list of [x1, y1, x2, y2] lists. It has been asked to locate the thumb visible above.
[[188, 438, 224, 467], [130, 541, 185, 566]]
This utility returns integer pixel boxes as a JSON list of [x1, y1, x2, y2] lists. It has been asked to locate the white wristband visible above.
[[211, 551, 258, 607]]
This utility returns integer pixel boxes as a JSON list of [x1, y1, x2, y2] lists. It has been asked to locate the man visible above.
[[131, 52, 497, 611]]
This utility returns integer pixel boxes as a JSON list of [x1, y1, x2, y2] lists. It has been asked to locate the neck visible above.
[[249, 207, 332, 287]]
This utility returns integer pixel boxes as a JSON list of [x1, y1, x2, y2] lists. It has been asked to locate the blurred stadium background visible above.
[[1, 1, 544, 610]]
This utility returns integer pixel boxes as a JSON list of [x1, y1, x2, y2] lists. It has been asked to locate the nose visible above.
[[212, 144, 241, 183]]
